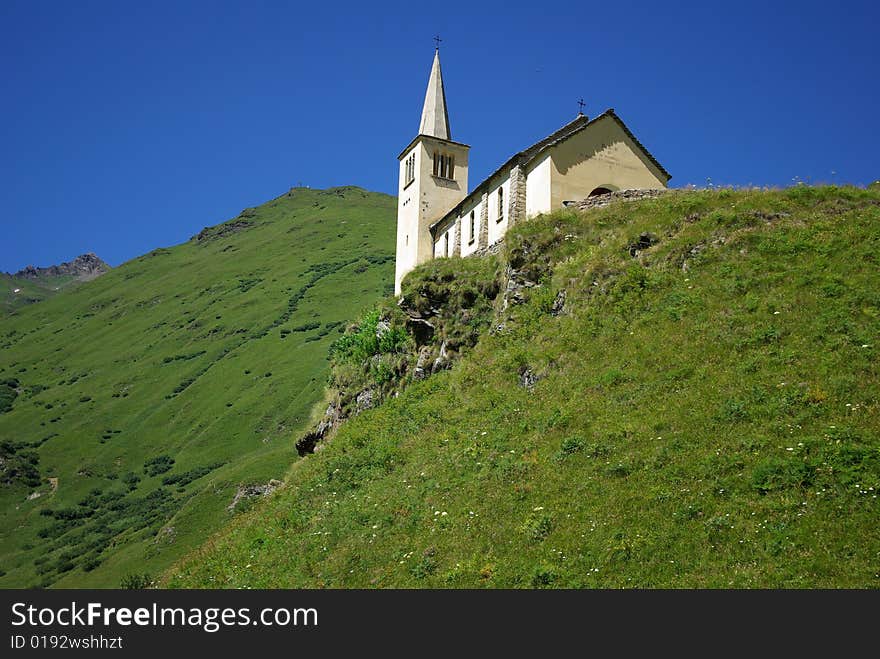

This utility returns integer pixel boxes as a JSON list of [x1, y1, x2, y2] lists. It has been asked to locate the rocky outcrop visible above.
[[227, 479, 283, 512], [12, 253, 110, 281], [195, 217, 254, 242], [296, 400, 344, 456], [627, 232, 659, 257], [574, 187, 669, 212]]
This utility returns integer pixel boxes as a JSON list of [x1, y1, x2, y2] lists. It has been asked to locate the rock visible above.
[[375, 320, 391, 339], [518, 366, 541, 391], [154, 526, 177, 544], [627, 232, 659, 257], [413, 346, 434, 381], [575, 188, 669, 212], [296, 401, 343, 455], [406, 316, 435, 346], [195, 218, 254, 242], [26, 491, 41, 501], [227, 479, 283, 512], [550, 290, 567, 316], [501, 266, 540, 310], [356, 389, 375, 411], [431, 342, 450, 373], [12, 253, 110, 281]]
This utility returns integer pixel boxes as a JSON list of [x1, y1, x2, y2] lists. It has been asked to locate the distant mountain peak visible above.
[[12, 253, 110, 280]]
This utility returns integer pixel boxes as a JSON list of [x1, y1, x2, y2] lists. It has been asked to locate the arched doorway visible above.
[[589, 186, 614, 197]]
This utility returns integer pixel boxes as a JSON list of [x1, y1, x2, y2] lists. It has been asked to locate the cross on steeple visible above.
[[577, 98, 586, 115], [434, 35, 442, 50]]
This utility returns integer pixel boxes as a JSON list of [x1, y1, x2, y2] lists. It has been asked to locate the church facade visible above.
[[394, 50, 671, 294]]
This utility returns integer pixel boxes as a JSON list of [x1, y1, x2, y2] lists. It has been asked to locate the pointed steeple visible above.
[[419, 49, 451, 140]]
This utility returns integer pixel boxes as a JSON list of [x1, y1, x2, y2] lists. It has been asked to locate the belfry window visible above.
[[432, 152, 455, 180], [469, 210, 475, 244], [497, 186, 504, 222]]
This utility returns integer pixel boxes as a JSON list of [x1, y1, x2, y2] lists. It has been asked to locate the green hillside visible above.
[[0, 186, 396, 587], [2, 253, 111, 314], [167, 186, 880, 588], [3, 273, 83, 313]]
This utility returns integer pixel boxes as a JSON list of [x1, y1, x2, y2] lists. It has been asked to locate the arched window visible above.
[[469, 210, 475, 244], [444, 232, 449, 257], [497, 186, 504, 222]]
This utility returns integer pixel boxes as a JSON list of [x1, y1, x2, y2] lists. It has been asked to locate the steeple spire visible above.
[[419, 49, 451, 140]]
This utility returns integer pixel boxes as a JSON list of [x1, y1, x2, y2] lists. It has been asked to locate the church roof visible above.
[[429, 109, 671, 233], [419, 49, 451, 140]]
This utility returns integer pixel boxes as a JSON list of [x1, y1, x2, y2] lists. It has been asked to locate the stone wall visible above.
[[508, 165, 527, 227], [478, 191, 489, 248], [573, 187, 669, 212]]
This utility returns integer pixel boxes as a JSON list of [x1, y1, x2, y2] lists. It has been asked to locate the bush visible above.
[[0, 379, 18, 414], [144, 455, 175, 477], [0, 440, 41, 488], [120, 573, 152, 589], [555, 436, 585, 460], [330, 308, 409, 364], [161, 462, 225, 488], [751, 458, 815, 493]]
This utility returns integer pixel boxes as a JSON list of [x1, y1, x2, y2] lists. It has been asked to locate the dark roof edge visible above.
[[397, 134, 471, 160], [430, 109, 670, 234]]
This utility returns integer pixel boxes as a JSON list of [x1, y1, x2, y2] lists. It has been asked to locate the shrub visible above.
[[751, 458, 815, 493], [144, 455, 175, 477], [555, 436, 585, 460], [522, 513, 553, 542], [161, 462, 225, 488], [330, 308, 409, 364], [120, 573, 152, 589], [0, 379, 19, 414]]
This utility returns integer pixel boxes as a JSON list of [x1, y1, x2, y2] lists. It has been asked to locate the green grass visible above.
[[0, 185, 395, 587], [1, 272, 83, 314], [166, 186, 880, 588]]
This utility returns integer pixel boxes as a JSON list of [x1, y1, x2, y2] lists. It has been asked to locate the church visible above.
[[394, 49, 671, 294]]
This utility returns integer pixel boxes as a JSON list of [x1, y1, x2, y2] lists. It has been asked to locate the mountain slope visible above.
[[0, 185, 395, 587], [2, 254, 110, 313], [166, 186, 880, 588]]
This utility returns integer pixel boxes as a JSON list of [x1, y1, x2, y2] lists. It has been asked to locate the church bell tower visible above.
[[394, 48, 469, 295]]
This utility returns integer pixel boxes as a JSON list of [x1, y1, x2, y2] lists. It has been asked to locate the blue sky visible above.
[[1, 0, 878, 272]]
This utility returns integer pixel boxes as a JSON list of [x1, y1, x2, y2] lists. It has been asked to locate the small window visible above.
[[497, 187, 504, 223], [469, 211, 475, 244], [444, 232, 449, 257], [404, 153, 415, 187]]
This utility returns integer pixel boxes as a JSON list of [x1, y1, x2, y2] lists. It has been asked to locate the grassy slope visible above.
[[167, 186, 880, 588], [0, 186, 395, 587], [1, 272, 84, 313]]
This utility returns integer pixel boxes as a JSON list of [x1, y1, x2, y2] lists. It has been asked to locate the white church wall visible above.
[[525, 154, 552, 217], [394, 144, 423, 294], [433, 224, 456, 258], [459, 198, 483, 257], [487, 176, 511, 246]]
